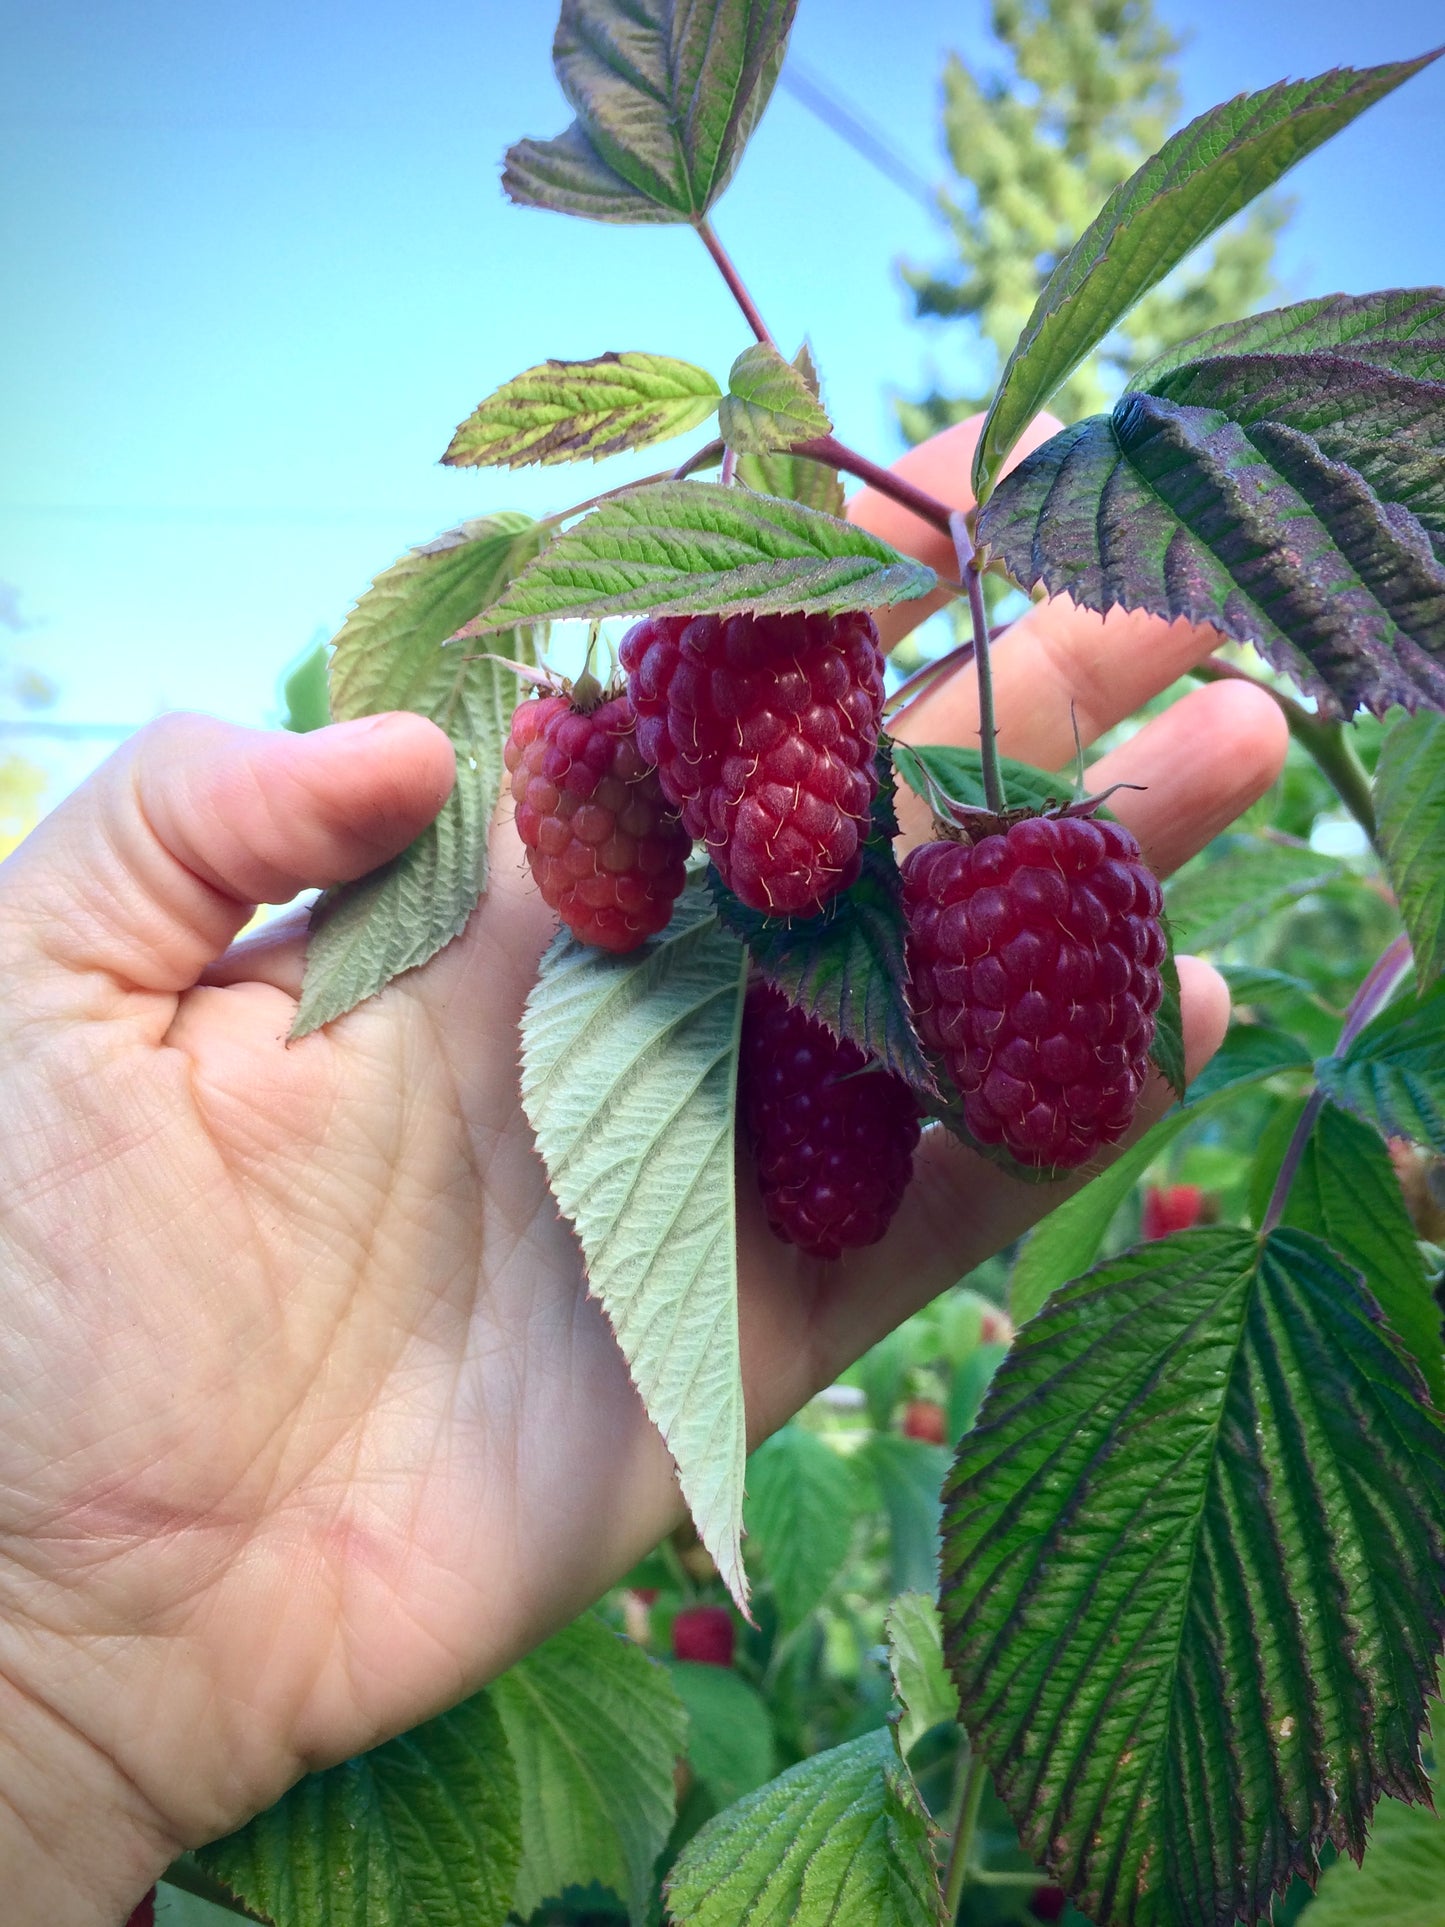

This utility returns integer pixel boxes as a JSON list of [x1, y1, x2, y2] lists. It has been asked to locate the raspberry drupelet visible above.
[[618, 609, 885, 919], [505, 690, 692, 953], [739, 980, 921, 1259], [902, 810, 1166, 1170]]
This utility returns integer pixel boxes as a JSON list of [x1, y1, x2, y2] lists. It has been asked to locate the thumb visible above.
[[0, 711, 455, 1001]]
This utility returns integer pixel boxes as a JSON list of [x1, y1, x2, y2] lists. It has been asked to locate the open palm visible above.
[[0, 421, 1286, 1919]]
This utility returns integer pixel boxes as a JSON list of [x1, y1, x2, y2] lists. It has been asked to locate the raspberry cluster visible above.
[[902, 810, 1165, 1170], [619, 609, 885, 917], [739, 980, 921, 1259], [506, 690, 690, 953]]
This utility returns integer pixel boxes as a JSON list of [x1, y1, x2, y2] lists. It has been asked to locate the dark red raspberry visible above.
[[902, 1399, 948, 1445], [505, 690, 691, 953], [125, 1894, 156, 1927], [1029, 1886, 1068, 1923], [672, 1604, 735, 1667], [902, 811, 1165, 1171], [1142, 1182, 1206, 1239], [739, 981, 921, 1259], [618, 610, 885, 918]]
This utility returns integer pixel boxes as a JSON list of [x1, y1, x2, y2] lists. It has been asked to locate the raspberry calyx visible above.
[[505, 679, 692, 954], [619, 609, 885, 919], [739, 980, 921, 1259], [902, 802, 1166, 1171]]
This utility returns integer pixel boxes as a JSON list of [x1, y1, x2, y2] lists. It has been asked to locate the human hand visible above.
[[0, 413, 1285, 1923]]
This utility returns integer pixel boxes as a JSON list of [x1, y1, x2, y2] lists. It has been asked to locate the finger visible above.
[[0, 712, 456, 1003], [846, 412, 1063, 652], [894, 595, 1233, 775]]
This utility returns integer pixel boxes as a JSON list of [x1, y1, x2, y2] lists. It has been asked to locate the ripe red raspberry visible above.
[[1029, 1886, 1068, 1922], [618, 610, 884, 918], [902, 811, 1165, 1171], [739, 981, 921, 1259], [1142, 1182, 1206, 1239], [505, 689, 691, 953], [672, 1604, 735, 1667], [902, 1399, 948, 1445], [125, 1894, 156, 1927]]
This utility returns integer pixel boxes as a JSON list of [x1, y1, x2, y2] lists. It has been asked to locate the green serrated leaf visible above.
[[503, 0, 797, 224], [743, 1425, 857, 1627], [709, 745, 932, 1088], [665, 1728, 944, 1927], [856, 1434, 948, 1599], [1165, 836, 1350, 951], [1140, 354, 1445, 561], [978, 396, 1445, 717], [1319, 977, 1445, 1153], [1007, 1022, 1311, 1324], [1377, 710, 1445, 989], [892, 740, 1071, 817], [479, 481, 934, 629], [666, 1660, 777, 1807], [443, 354, 721, 470], [490, 1613, 684, 1926], [194, 1693, 520, 1927], [972, 52, 1440, 498], [280, 641, 330, 734], [1132, 287, 1445, 391], [736, 343, 845, 514], [887, 1593, 958, 1759], [1306, 1796, 1445, 1926], [1152, 941, 1185, 1100], [292, 514, 545, 1037], [519, 890, 751, 1601], [1282, 1099, 1445, 1407], [719, 341, 831, 454], [944, 1224, 1445, 1927]]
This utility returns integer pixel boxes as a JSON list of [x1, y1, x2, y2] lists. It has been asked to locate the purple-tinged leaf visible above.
[[443, 354, 722, 469], [979, 396, 1445, 716], [1133, 286, 1445, 390]]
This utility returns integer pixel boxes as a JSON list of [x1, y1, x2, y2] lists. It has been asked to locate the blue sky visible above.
[[3, 0, 1442, 803]]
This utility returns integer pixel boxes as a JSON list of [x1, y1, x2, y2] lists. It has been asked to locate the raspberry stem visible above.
[[951, 511, 1007, 815], [695, 218, 775, 346]]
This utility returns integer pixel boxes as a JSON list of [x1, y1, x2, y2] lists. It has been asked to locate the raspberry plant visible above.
[[158, 7, 1445, 1925]]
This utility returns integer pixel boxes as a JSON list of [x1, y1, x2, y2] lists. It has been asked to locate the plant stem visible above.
[[1260, 930, 1414, 1233], [719, 444, 738, 486], [1190, 657, 1377, 844], [671, 438, 724, 481], [941, 1745, 987, 1920], [695, 218, 775, 345], [951, 512, 1006, 814], [795, 433, 956, 535]]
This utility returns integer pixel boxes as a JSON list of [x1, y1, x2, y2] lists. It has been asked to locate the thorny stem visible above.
[[1190, 656, 1378, 845], [941, 1745, 988, 1919], [695, 218, 775, 345], [1260, 931, 1414, 1234], [952, 511, 1006, 815]]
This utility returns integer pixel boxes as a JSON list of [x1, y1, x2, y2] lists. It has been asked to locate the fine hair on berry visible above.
[[739, 980, 921, 1260], [505, 690, 691, 953], [619, 609, 884, 919], [903, 810, 1166, 1170]]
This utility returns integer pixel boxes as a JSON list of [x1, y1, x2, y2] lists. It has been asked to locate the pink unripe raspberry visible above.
[[618, 609, 885, 918], [739, 981, 921, 1259], [902, 1399, 948, 1445], [902, 810, 1166, 1170], [505, 690, 691, 953], [1142, 1182, 1206, 1239], [671, 1604, 735, 1667]]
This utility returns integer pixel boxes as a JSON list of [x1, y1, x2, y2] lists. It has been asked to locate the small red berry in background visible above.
[[672, 1604, 735, 1668], [506, 687, 691, 953], [1029, 1884, 1068, 1922], [125, 1892, 157, 1927], [1141, 1183, 1206, 1240], [739, 981, 921, 1259], [903, 809, 1165, 1170], [620, 609, 885, 918], [902, 1399, 948, 1445]]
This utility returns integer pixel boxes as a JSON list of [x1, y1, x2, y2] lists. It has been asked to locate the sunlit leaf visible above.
[[1132, 286, 1445, 390], [443, 354, 721, 469], [479, 481, 934, 629], [520, 890, 751, 1600], [1305, 1795, 1445, 1925], [945, 1225, 1445, 1927], [719, 341, 831, 454], [491, 1613, 684, 1926], [1376, 709, 1445, 989], [1319, 977, 1445, 1152], [887, 1593, 958, 1759], [293, 515, 545, 1037], [973, 53, 1439, 497], [736, 344, 844, 514]]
